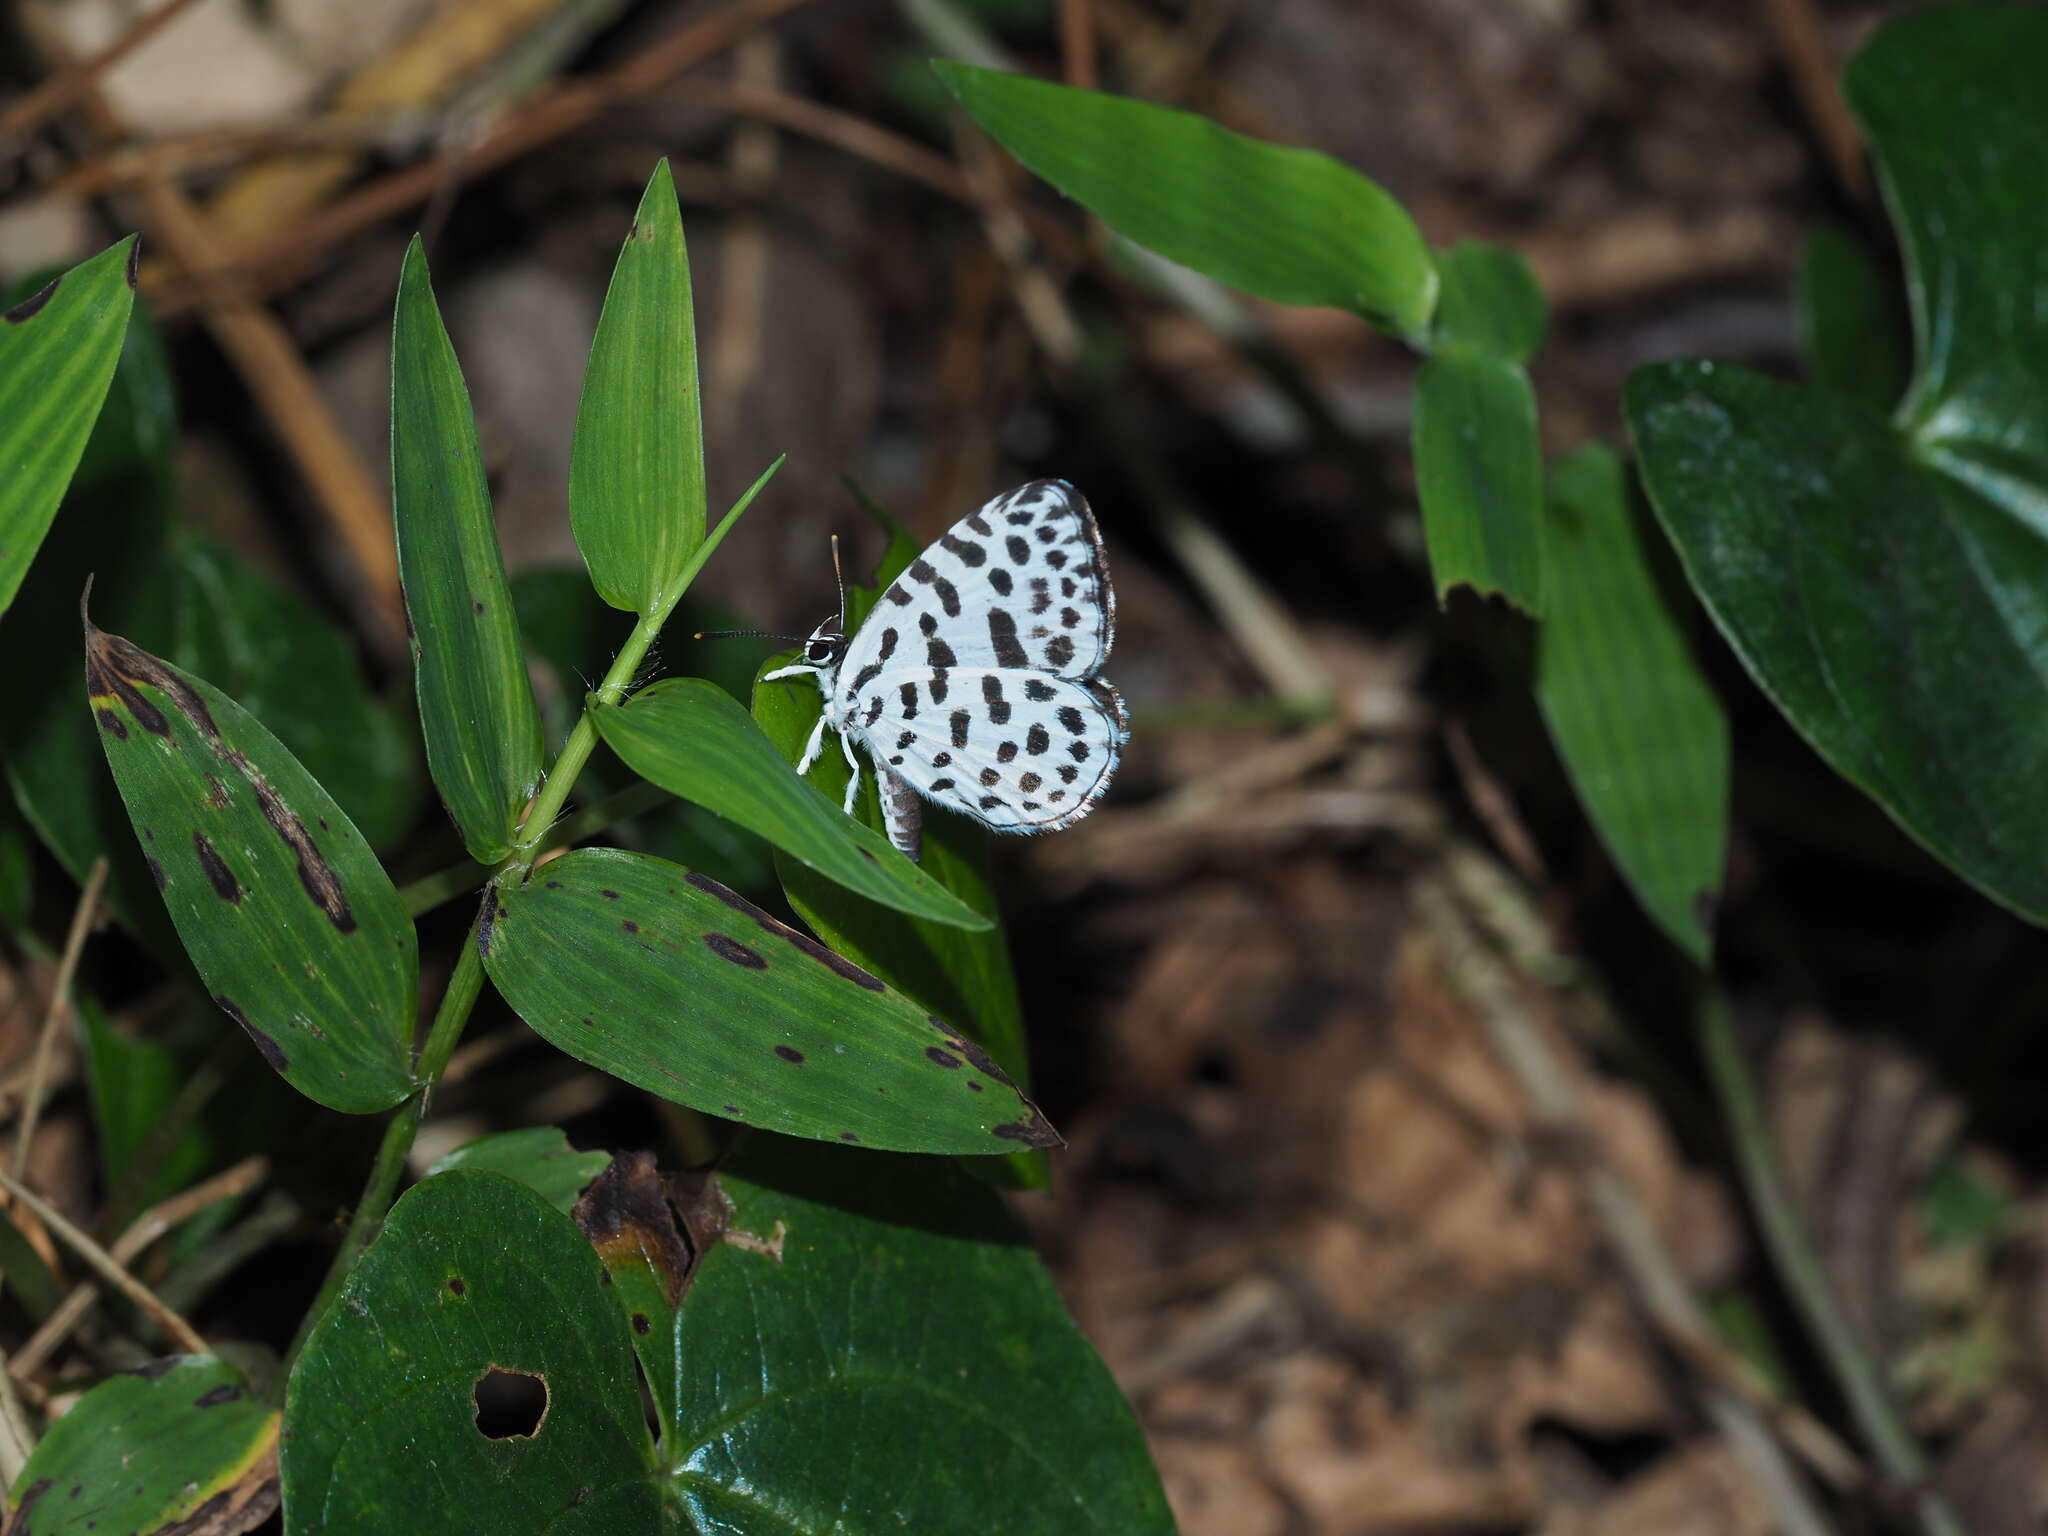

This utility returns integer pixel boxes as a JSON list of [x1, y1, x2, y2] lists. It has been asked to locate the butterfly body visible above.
[[765, 480, 1127, 862]]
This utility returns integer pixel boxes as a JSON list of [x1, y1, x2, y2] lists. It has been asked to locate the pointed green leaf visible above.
[[1628, 4, 2048, 925], [392, 238, 545, 864], [426, 1127, 609, 1214], [9, 1356, 278, 1535], [283, 1171, 661, 1534], [668, 1134, 1174, 1531], [1796, 225, 1908, 411], [1413, 346, 1543, 613], [937, 60, 1435, 338], [1432, 241, 1546, 363], [570, 159, 707, 616], [594, 679, 991, 929], [84, 622, 416, 1112], [1534, 447, 1728, 962], [0, 236, 136, 616], [478, 847, 1058, 1154]]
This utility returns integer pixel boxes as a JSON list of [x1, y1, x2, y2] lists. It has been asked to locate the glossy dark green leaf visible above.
[[937, 61, 1435, 338], [8, 1355, 278, 1534], [425, 1127, 609, 1214], [1627, 4, 2048, 924], [172, 537, 422, 850], [392, 237, 545, 865], [569, 159, 708, 616], [666, 1134, 1173, 1531], [282, 1171, 661, 1534], [594, 679, 990, 929], [479, 847, 1058, 1154], [1412, 346, 1543, 613], [1534, 446, 1728, 962], [1431, 241, 1546, 363], [0, 236, 136, 616], [1796, 225, 1908, 410], [84, 623, 417, 1111]]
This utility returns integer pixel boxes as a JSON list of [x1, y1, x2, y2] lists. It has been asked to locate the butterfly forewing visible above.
[[852, 480, 1114, 685], [857, 667, 1126, 833]]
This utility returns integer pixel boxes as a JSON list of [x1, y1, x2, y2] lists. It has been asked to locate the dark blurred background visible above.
[[8, 1, 2048, 1530]]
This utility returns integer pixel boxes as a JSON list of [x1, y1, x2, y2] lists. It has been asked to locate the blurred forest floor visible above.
[[7, 1, 2048, 1532]]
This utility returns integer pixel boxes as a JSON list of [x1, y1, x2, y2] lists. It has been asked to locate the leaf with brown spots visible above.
[[479, 848, 1058, 1153], [2, 1356, 278, 1536], [0, 236, 137, 618], [83, 618, 416, 1113]]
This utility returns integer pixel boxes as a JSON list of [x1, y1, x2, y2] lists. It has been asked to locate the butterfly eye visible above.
[[807, 640, 837, 664]]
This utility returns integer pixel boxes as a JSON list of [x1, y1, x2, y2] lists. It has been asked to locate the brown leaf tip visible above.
[[3, 277, 58, 324]]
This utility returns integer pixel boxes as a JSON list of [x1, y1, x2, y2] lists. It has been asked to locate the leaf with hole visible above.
[[570, 159, 708, 616], [8, 1355, 278, 1535], [0, 236, 137, 617], [83, 622, 416, 1112], [937, 61, 1435, 338], [426, 1127, 610, 1215], [1625, 1, 2048, 924], [281, 1171, 661, 1534], [664, 1134, 1173, 1531], [478, 846, 1057, 1154], [594, 678, 991, 929], [392, 237, 545, 865], [1534, 446, 1729, 962]]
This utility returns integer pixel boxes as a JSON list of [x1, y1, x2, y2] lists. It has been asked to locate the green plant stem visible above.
[[1698, 992, 1967, 1536], [283, 913, 486, 1374]]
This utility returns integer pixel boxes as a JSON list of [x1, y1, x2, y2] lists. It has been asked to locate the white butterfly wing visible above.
[[851, 666, 1128, 833], [838, 480, 1115, 692]]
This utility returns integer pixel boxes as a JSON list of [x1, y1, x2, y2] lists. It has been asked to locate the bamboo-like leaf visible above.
[[0, 236, 137, 616], [391, 238, 545, 865], [84, 620, 417, 1112], [479, 847, 1058, 1154], [1412, 346, 1543, 613], [569, 159, 708, 617], [1431, 241, 1546, 363], [593, 678, 990, 929]]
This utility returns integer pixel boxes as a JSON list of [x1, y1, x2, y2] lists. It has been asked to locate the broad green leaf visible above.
[[282, 1171, 661, 1534], [392, 238, 545, 865], [667, 1134, 1174, 1531], [937, 60, 1435, 338], [479, 847, 1058, 1154], [593, 679, 992, 929], [9, 1355, 279, 1534], [1797, 225, 1908, 411], [1431, 241, 1545, 363], [569, 159, 707, 616], [1412, 346, 1543, 613], [1534, 446, 1728, 962], [426, 1127, 609, 1214], [1627, 4, 2048, 925], [0, 236, 136, 616], [84, 623, 416, 1111], [173, 536, 422, 850]]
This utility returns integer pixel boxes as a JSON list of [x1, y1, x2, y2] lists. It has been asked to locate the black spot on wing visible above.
[[949, 710, 970, 748], [987, 610, 1027, 667], [939, 533, 986, 567], [982, 675, 1010, 725], [1026, 724, 1049, 755], [899, 682, 918, 719], [1029, 578, 1051, 616], [1044, 635, 1076, 669], [928, 636, 957, 668], [1024, 679, 1055, 702], [1058, 705, 1086, 734], [990, 569, 1013, 597], [1006, 536, 1031, 564]]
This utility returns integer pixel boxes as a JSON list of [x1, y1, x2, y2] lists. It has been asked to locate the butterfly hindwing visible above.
[[850, 667, 1127, 834], [848, 480, 1114, 685]]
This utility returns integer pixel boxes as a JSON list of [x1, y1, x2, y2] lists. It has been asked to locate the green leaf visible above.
[[9, 1355, 279, 1534], [1412, 346, 1543, 613], [593, 679, 991, 929], [1625, 0, 2048, 925], [172, 537, 422, 850], [1796, 225, 1908, 410], [282, 1170, 661, 1534], [478, 847, 1058, 1155], [84, 622, 417, 1112], [569, 159, 708, 616], [0, 236, 136, 617], [937, 60, 1435, 338], [1534, 446, 1729, 962], [392, 237, 545, 865], [1431, 241, 1546, 363], [425, 1127, 609, 1214], [667, 1134, 1174, 1531]]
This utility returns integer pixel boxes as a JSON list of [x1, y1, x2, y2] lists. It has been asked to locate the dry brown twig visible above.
[[1059, 0, 1098, 90], [0, 0, 209, 149], [8, 858, 107, 1179]]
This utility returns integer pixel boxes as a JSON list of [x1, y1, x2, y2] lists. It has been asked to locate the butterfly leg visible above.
[[795, 712, 829, 776], [839, 729, 862, 816]]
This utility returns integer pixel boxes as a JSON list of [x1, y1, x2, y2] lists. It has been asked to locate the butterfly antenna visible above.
[[693, 628, 803, 642], [830, 533, 847, 632]]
